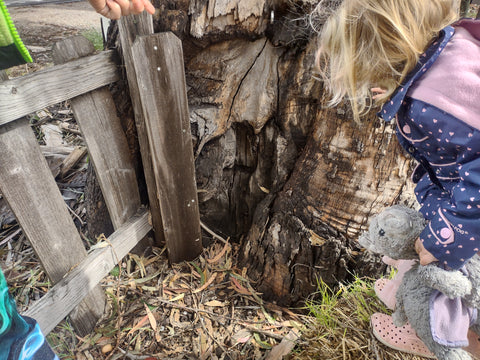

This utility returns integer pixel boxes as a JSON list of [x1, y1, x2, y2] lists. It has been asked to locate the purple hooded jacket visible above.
[[379, 19, 480, 270]]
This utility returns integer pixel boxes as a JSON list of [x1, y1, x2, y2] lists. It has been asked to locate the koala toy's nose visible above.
[[358, 233, 372, 249]]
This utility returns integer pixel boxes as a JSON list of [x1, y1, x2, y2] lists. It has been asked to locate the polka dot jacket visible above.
[[379, 20, 480, 270]]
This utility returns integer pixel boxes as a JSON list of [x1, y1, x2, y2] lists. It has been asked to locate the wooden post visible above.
[[131, 33, 203, 263], [52, 36, 143, 231], [0, 119, 105, 336], [118, 14, 165, 246]]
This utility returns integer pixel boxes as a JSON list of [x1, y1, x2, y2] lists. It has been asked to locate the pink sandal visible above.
[[374, 259, 417, 310], [370, 313, 435, 358], [374, 278, 397, 310], [371, 313, 480, 359], [381, 255, 402, 268]]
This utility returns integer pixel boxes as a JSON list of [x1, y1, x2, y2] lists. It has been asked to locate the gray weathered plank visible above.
[[131, 33, 203, 262], [0, 119, 105, 335], [53, 36, 142, 230], [23, 209, 151, 335], [118, 14, 164, 246], [0, 50, 118, 126]]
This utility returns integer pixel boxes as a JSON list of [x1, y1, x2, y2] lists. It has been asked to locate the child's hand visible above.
[[371, 87, 386, 100], [415, 238, 438, 265], [89, 0, 155, 20]]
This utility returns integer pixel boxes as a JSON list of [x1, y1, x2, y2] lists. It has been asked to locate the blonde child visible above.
[[316, 0, 480, 356]]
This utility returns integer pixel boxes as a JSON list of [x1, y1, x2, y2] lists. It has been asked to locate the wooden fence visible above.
[[0, 13, 202, 336]]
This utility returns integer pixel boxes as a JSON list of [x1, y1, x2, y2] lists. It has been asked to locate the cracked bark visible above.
[[105, 0, 415, 305]]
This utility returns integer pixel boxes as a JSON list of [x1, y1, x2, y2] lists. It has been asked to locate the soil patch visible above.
[[7, 2, 103, 76]]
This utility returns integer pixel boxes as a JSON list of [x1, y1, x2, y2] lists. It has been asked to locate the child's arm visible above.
[[88, 0, 155, 20], [418, 155, 480, 271]]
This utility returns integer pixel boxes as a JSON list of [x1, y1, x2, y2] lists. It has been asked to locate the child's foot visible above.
[[370, 313, 435, 358], [374, 260, 416, 310], [371, 313, 480, 358], [381, 255, 401, 268], [374, 278, 397, 310]]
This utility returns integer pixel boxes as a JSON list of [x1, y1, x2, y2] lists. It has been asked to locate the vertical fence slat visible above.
[[0, 119, 105, 336], [118, 14, 165, 246], [53, 36, 142, 230], [131, 33, 203, 262]]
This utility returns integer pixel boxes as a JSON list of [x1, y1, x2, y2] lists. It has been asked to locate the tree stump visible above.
[[106, 0, 415, 305]]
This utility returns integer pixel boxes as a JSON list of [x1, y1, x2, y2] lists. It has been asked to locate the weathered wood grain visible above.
[[53, 36, 142, 230], [118, 14, 164, 245], [71, 89, 142, 228], [24, 209, 151, 335], [131, 33, 203, 262], [0, 119, 105, 335], [0, 50, 118, 126], [189, 0, 268, 37]]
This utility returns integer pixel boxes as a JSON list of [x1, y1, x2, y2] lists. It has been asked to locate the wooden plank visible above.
[[0, 118, 105, 336], [118, 14, 164, 246], [0, 50, 118, 126], [131, 33, 203, 263], [53, 36, 142, 230], [23, 209, 151, 335]]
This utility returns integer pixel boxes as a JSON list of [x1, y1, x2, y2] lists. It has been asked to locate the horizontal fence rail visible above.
[[23, 209, 152, 335], [0, 50, 118, 126]]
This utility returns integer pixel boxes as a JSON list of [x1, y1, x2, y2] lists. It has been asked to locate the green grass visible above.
[[304, 275, 390, 330], [81, 28, 104, 51], [290, 274, 423, 360]]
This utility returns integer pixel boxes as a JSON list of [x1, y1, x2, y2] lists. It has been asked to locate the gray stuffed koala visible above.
[[359, 205, 480, 360]]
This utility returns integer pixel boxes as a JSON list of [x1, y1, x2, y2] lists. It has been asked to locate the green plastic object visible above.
[[0, 0, 32, 70]]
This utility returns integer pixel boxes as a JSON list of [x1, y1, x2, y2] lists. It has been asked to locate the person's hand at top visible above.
[[88, 0, 155, 20]]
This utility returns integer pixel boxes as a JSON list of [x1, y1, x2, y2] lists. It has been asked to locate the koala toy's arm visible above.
[[417, 264, 472, 299]]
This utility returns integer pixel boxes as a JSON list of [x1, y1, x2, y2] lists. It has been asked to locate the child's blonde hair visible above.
[[315, 0, 460, 122]]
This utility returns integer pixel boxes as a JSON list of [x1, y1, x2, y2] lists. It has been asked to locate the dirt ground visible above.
[[9, 1, 102, 32], [7, 1, 104, 74]]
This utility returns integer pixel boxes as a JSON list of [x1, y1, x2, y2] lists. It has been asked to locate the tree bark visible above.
[[460, 0, 471, 17], [107, 0, 415, 305], [238, 106, 413, 304]]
